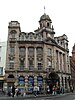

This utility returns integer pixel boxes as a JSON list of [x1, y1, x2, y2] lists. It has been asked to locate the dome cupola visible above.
[[39, 13, 52, 22], [39, 13, 52, 28]]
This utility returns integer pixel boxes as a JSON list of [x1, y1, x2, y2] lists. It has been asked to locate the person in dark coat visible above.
[[12, 85, 15, 97]]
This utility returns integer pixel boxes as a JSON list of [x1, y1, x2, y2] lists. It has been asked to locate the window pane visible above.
[[48, 48, 52, 56], [0, 67, 3, 75]]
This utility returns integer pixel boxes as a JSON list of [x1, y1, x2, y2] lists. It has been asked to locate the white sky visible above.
[[0, 0, 75, 56]]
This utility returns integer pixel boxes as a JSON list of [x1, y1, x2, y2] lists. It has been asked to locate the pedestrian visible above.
[[61, 86, 64, 94], [12, 85, 15, 97], [52, 85, 56, 95], [33, 85, 38, 97], [47, 86, 50, 94], [70, 85, 74, 93], [57, 86, 60, 94], [15, 87, 18, 96], [7, 86, 12, 96]]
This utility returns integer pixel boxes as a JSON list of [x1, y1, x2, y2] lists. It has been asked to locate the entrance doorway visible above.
[[46, 72, 59, 94]]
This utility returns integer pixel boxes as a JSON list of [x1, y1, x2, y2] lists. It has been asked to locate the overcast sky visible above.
[[0, 0, 75, 56]]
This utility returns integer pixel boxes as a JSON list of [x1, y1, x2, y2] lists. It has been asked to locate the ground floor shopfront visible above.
[[4, 71, 71, 93], [0, 76, 5, 91]]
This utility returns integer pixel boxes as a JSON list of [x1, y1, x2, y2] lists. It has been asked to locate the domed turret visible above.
[[39, 13, 52, 28], [39, 13, 52, 22]]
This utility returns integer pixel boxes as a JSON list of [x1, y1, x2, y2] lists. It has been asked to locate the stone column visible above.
[[34, 76, 37, 86], [57, 51, 60, 71], [61, 53, 64, 72], [34, 48, 37, 69], [52, 47, 56, 69], [43, 44, 47, 70], [26, 47, 28, 68], [25, 76, 28, 92], [60, 52, 62, 71], [15, 42, 19, 70], [63, 54, 66, 72]]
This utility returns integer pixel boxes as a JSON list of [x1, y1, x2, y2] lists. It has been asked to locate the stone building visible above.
[[0, 41, 7, 91], [5, 13, 71, 93], [70, 44, 75, 90]]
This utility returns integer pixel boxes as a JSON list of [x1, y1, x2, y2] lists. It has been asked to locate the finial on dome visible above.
[[44, 6, 46, 14], [52, 25, 54, 31]]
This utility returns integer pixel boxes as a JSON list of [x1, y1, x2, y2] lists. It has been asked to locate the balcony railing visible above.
[[9, 38, 16, 42]]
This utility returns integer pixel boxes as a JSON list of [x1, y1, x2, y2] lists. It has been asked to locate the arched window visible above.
[[10, 30, 17, 38], [8, 74, 14, 78], [37, 76, 43, 86], [28, 76, 34, 91], [18, 76, 25, 90]]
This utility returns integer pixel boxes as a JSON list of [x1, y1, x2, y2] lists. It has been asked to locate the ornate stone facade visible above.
[[5, 13, 71, 92]]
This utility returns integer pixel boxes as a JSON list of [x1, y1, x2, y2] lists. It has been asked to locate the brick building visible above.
[[70, 44, 75, 90]]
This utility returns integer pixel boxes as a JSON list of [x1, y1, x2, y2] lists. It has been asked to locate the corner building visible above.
[[5, 13, 71, 92]]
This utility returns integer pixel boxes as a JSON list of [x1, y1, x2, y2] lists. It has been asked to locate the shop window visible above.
[[28, 76, 34, 91], [18, 76, 25, 90], [37, 76, 43, 87]]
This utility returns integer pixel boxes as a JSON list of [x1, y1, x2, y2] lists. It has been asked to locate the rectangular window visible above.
[[48, 48, 52, 56], [9, 60, 14, 69], [10, 47, 15, 55], [28, 48, 34, 56], [19, 47, 25, 56], [0, 67, 3, 75], [37, 47, 43, 55], [38, 63, 42, 70], [20, 61, 24, 70], [29, 60, 33, 70]]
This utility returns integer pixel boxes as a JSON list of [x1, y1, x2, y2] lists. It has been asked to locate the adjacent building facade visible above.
[[70, 44, 75, 90], [5, 13, 71, 92], [0, 41, 7, 91]]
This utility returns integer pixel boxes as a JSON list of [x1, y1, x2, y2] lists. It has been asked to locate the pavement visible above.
[[0, 92, 74, 100]]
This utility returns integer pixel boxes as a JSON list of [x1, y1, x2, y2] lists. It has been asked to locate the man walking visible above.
[[12, 85, 15, 97]]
